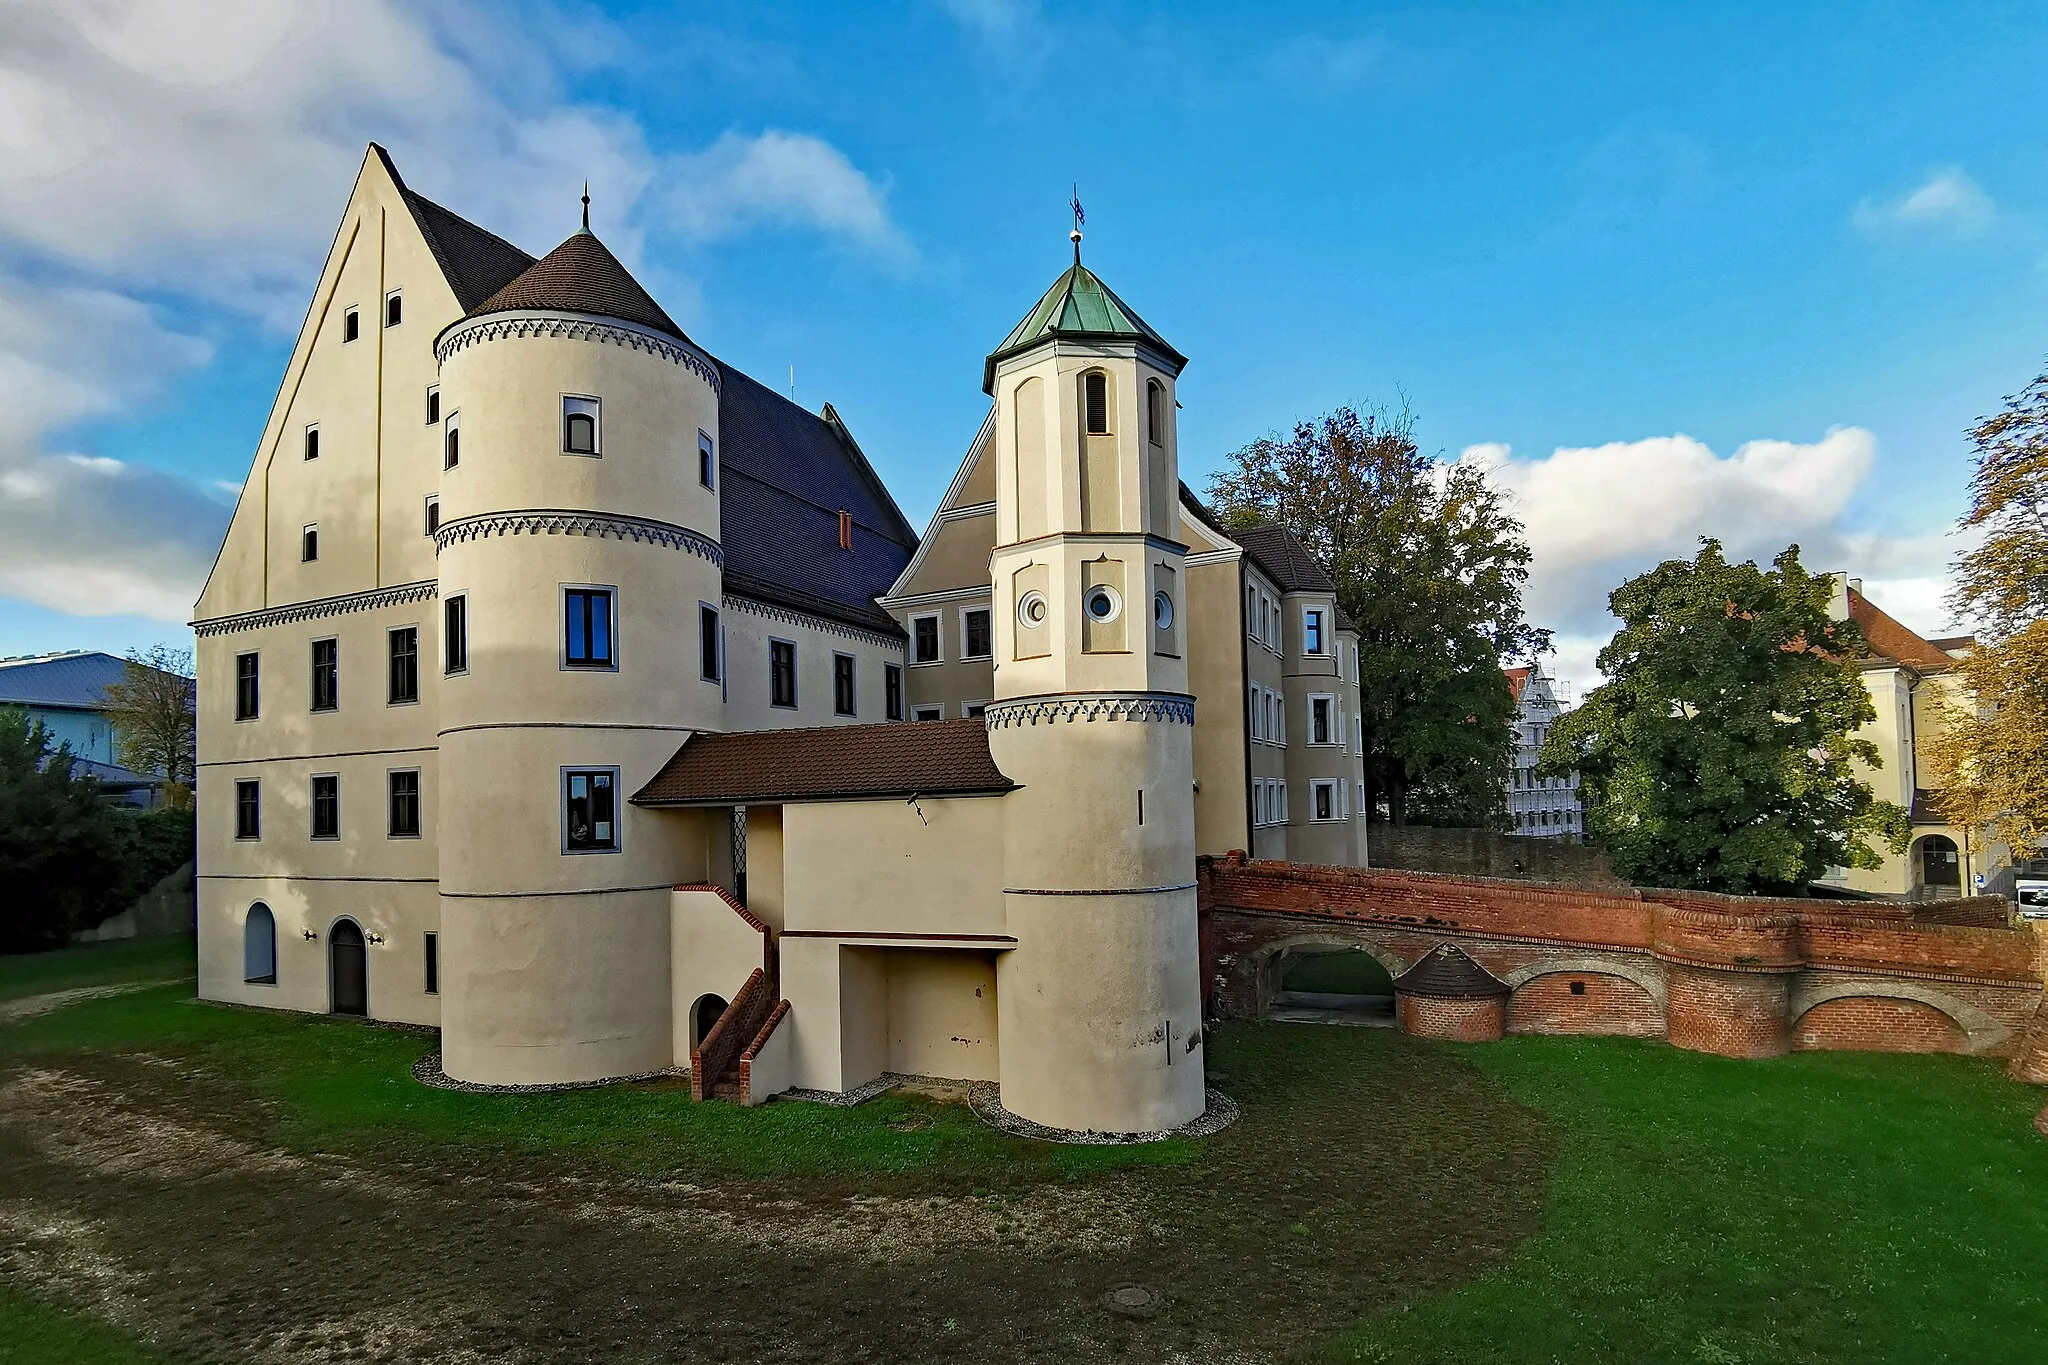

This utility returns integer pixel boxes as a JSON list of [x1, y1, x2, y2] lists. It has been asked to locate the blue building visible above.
[[0, 651, 174, 803]]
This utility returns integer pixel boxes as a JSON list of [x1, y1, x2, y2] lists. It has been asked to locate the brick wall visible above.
[[1396, 993, 1505, 1042], [1508, 971, 1663, 1038], [1665, 965, 1793, 1058], [1369, 824, 1629, 889], [1793, 997, 1965, 1053]]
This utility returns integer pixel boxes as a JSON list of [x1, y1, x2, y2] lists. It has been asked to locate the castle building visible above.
[[193, 145, 1365, 1132], [1503, 662, 1583, 837]]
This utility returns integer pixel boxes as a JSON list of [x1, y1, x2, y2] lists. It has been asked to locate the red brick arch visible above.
[[1507, 970, 1664, 1038], [1791, 995, 1968, 1054]]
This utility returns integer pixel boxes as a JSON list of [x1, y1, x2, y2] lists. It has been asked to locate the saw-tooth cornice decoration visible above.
[[435, 510, 722, 566], [193, 580, 439, 637], [724, 595, 903, 652], [982, 693, 1196, 729], [436, 313, 720, 391]]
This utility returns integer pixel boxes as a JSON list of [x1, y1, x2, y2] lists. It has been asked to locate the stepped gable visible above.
[[1394, 945, 1510, 999], [1231, 523, 1337, 594], [372, 145, 537, 310], [632, 719, 1014, 807], [717, 364, 918, 636], [984, 261, 1186, 392], [468, 228, 690, 342]]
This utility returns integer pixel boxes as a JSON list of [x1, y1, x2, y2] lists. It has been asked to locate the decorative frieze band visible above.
[[435, 509, 722, 566], [982, 692, 1196, 729], [192, 580, 438, 637], [436, 312, 721, 392], [724, 594, 904, 652]]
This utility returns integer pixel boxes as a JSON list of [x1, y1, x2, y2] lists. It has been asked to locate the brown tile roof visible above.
[[1231, 524, 1337, 595], [1394, 945, 1510, 999], [470, 229, 690, 342], [1847, 588, 1954, 674], [1927, 635, 1977, 655], [632, 720, 1014, 807], [1502, 666, 1531, 704]]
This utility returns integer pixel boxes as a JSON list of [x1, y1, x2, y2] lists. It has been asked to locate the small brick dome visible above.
[[1394, 945, 1510, 1000]]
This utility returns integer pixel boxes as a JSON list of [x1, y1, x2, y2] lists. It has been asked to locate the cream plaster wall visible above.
[[718, 604, 906, 731], [670, 880, 769, 1064], [198, 879, 441, 1026], [859, 947, 1000, 1081], [781, 795, 1006, 937]]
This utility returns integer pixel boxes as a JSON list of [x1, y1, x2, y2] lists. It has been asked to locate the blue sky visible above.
[[4, 0, 2045, 686]]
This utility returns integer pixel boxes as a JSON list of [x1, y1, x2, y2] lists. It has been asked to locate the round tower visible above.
[[432, 220, 725, 1086], [982, 246, 1208, 1133]]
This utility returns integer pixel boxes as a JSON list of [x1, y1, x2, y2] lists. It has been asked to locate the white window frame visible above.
[[301, 523, 318, 562], [426, 385, 440, 425], [913, 703, 945, 721], [909, 612, 942, 666], [444, 411, 460, 470], [698, 430, 716, 489], [561, 766, 622, 855], [699, 602, 723, 683], [1309, 694, 1336, 746], [560, 583, 620, 672], [303, 422, 320, 461], [962, 700, 990, 719], [424, 495, 440, 537], [1304, 608, 1326, 656], [562, 394, 601, 457], [1311, 779, 1339, 823], [443, 593, 468, 676], [384, 288, 403, 328]]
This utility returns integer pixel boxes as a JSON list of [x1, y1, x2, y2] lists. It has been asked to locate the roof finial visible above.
[[1069, 183, 1085, 266], [580, 181, 591, 233]]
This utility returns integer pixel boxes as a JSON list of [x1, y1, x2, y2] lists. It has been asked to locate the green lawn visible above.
[[0, 1288, 172, 1365], [0, 936, 193, 1004]]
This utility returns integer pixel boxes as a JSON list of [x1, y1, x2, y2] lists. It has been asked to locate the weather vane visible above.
[[581, 181, 591, 232], [1069, 183, 1085, 264]]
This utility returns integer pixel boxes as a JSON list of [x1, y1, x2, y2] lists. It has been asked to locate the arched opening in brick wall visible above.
[[1271, 945, 1397, 1023], [1507, 971, 1664, 1038], [1792, 996, 1967, 1054], [690, 993, 730, 1052]]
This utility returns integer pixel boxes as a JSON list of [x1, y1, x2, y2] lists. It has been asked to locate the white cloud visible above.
[[1464, 428, 1962, 691], [0, 0, 903, 625], [939, 0, 1053, 73], [1853, 167, 1995, 237]]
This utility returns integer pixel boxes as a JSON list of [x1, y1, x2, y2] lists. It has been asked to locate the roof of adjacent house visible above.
[[984, 261, 1186, 392], [1503, 666, 1531, 704], [1394, 945, 1511, 999], [1231, 523, 1338, 595], [375, 145, 538, 312], [1927, 635, 1977, 655], [468, 228, 690, 342], [1846, 587, 1957, 675], [633, 719, 1014, 807], [0, 651, 139, 711]]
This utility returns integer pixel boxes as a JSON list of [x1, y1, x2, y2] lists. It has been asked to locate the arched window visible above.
[[243, 903, 277, 984], [1084, 371, 1109, 435], [562, 396, 600, 455], [1147, 380, 1165, 445]]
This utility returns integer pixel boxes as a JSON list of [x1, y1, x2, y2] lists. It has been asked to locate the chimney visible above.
[[837, 508, 853, 552]]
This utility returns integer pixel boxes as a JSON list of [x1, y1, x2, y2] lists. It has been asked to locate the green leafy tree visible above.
[[1538, 540, 1908, 892], [0, 706, 139, 952], [102, 643, 196, 796], [1208, 406, 1546, 826]]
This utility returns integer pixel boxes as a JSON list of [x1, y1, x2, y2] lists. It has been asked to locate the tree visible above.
[[1208, 406, 1546, 826], [1922, 365, 2048, 858], [103, 644, 196, 796], [1538, 540, 1908, 893], [0, 707, 139, 952]]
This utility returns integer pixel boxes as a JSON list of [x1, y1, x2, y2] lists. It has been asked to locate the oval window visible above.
[[1017, 591, 1048, 629], [1085, 586, 1122, 623], [1153, 591, 1174, 631]]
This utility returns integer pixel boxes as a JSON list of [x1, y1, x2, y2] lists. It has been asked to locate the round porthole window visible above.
[[1017, 590, 1048, 629], [1084, 585, 1123, 623], [1153, 591, 1174, 631]]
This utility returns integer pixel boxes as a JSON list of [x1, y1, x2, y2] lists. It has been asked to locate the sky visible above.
[[3, 0, 2046, 693]]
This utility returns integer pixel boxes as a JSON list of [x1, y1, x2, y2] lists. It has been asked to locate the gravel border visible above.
[[967, 1083, 1240, 1144], [412, 1054, 686, 1095]]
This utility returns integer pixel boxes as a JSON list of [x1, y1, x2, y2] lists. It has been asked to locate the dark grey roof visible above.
[[634, 719, 1012, 806], [0, 652, 134, 710], [373, 145, 537, 311], [717, 365, 918, 636], [470, 230, 690, 341], [1232, 524, 1337, 595]]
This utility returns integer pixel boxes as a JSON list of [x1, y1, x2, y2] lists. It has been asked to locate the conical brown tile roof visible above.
[[470, 230, 689, 342], [1394, 945, 1509, 999]]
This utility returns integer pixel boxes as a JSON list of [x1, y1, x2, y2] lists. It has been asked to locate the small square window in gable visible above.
[[385, 291, 402, 327], [343, 308, 360, 343]]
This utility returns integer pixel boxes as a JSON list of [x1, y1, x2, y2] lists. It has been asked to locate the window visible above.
[[769, 639, 797, 708], [235, 652, 259, 720], [304, 425, 320, 461], [243, 903, 276, 984], [1276, 779, 1288, 823], [1312, 779, 1337, 822], [310, 638, 338, 712], [426, 385, 440, 425], [343, 308, 359, 342], [234, 779, 260, 839], [1304, 608, 1325, 655], [1310, 695, 1334, 745], [301, 524, 318, 562], [1084, 371, 1109, 435], [444, 412, 460, 469], [310, 774, 339, 839], [911, 613, 940, 665], [563, 768, 618, 853], [1084, 585, 1121, 623], [388, 769, 421, 837], [964, 701, 989, 720], [424, 933, 439, 995], [424, 496, 439, 536], [833, 653, 857, 716], [388, 627, 419, 704], [1153, 591, 1174, 632], [385, 290, 402, 327], [962, 606, 992, 660], [699, 431, 716, 489], [913, 704, 944, 721], [885, 663, 904, 721], [443, 595, 468, 674], [699, 604, 721, 682], [1017, 591, 1048, 630], [562, 395, 600, 455], [1147, 380, 1165, 445], [563, 587, 615, 669]]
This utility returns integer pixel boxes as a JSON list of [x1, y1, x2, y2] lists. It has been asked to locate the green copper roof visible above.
[[983, 262, 1186, 393]]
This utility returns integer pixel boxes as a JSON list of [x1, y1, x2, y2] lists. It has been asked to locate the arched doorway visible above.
[[329, 920, 367, 1016], [1918, 835, 1961, 897], [1273, 946, 1396, 1023], [691, 994, 729, 1051]]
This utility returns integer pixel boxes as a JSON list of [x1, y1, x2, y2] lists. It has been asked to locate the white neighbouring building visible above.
[[1503, 663, 1583, 838]]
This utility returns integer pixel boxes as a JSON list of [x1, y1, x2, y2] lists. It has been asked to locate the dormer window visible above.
[[1084, 371, 1109, 435], [562, 396, 600, 456], [1147, 380, 1165, 446]]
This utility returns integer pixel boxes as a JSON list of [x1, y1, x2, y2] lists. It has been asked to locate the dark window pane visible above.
[[388, 770, 420, 836], [964, 609, 991, 658], [389, 628, 419, 704], [699, 433, 715, 488], [424, 499, 439, 535], [311, 775, 339, 839], [386, 293, 402, 327], [700, 606, 720, 681], [310, 639, 338, 711], [833, 654, 855, 716], [885, 664, 903, 721], [304, 428, 319, 460], [235, 652, 259, 720], [444, 596, 467, 674], [565, 769, 618, 851], [426, 387, 439, 424], [564, 589, 614, 668], [235, 780, 260, 839], [424, 933, 439, 994], [770, 640, 796, 708], [1085, 372, 1107, 434], [914, 616, 939, 664], [343, 310, 359, 342]]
